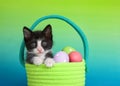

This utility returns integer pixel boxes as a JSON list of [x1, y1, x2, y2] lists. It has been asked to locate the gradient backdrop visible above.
[[0, 0, 120, 86]]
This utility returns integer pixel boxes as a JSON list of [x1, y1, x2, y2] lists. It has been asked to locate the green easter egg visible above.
[[62, 46, 76, 54]]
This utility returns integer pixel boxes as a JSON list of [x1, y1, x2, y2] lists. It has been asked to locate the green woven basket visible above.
[[26, 60, 85, 86], [19, 15, 89, 86]]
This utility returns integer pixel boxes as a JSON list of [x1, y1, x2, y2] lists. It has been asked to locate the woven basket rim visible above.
[[26, 59, 85, 67]]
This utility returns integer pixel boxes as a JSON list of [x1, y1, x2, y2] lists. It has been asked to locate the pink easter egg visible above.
[[69, 51, 82, 62]]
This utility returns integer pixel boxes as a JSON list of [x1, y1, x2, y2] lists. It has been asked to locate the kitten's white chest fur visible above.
[[32, 51, 55, 67]]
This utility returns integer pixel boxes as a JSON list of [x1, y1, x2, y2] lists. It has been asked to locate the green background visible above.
[[0, 0, 120, 86]]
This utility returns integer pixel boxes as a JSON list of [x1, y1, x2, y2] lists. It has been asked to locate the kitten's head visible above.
[[23, 24, 53, 54]]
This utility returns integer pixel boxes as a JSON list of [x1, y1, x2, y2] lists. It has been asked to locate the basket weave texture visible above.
[[25, 60, 85, 86]]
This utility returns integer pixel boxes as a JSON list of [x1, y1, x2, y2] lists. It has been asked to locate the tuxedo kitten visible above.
[[23, 24, 55, 67]]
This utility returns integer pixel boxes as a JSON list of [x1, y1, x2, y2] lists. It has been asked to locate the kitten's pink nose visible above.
[[37, 48, 42, 53]]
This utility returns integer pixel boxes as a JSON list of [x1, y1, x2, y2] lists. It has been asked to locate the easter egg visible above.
[[69, 51, 82, 62], [62, 46, 76, 54], [54, 51, 69, 63]]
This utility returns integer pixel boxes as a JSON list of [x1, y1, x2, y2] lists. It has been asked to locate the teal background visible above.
[[0, 0, 120, 86]]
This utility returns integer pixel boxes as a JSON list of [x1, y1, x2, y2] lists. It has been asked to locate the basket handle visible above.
[[19, 15, 89, 67]]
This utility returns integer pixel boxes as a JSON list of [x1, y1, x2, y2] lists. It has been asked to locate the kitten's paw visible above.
[[44, 58, 55, 67], [32, 57, 43, 66]]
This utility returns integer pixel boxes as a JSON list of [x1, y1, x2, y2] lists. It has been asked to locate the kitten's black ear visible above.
[[42, 24, 52, 39], [23, 26, 33, 40]]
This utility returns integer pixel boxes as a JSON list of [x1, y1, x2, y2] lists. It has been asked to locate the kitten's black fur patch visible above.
[[23, 24, 53, 64]]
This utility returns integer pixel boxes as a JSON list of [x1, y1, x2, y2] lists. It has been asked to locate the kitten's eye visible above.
[[42, 41, 47, 47], [31, 42, 36, 48]]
